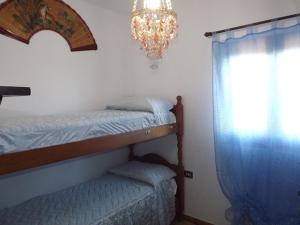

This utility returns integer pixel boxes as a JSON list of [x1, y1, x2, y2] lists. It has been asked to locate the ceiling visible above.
[[86, 0, 180, 15], [86, 0, 133, 14]]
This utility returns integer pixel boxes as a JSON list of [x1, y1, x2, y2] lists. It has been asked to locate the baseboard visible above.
[[184, 215, 214, 225]]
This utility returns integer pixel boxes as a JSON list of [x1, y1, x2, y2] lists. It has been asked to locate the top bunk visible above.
[[0, 96, 184, 176]]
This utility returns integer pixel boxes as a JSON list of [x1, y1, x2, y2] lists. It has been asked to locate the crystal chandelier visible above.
[[131, 0, 178, 59]]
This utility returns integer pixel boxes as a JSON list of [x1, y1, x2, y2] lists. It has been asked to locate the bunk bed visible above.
[[0, 96, 184, 223]]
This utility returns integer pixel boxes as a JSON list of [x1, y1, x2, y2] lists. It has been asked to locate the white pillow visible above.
[[109, 161, 176, 187], [147, 97, 174, 114], [106, 97, 173, 114]]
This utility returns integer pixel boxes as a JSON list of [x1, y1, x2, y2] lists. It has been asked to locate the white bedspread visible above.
[[0, 174, 176, 225], [0, 110, 176, 155]]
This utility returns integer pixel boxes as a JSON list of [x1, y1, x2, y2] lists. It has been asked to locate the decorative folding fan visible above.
[[0, 0, 97, 51]]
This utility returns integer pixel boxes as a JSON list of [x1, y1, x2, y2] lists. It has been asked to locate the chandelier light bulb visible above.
[[144, 0, 161, 10]]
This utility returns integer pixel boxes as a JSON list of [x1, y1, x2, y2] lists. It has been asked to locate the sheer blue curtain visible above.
[[213, 22, 300, 225]]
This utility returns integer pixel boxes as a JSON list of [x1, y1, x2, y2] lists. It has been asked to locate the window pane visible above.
[[228, 54, 270, 135], [278, 49, 300, 138]]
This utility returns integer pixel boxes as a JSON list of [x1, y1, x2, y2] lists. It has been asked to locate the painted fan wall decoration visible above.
[[0, 0, 97, 51]]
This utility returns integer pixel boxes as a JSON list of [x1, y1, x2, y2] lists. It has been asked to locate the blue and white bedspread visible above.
[[0, 110, 176, 154], [0, 174, 176, 225]]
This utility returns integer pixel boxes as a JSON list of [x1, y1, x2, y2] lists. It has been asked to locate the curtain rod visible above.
[[204, 12, 300, 37]]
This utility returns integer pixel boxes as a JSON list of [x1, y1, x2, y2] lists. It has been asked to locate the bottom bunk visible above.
[[0, 160, 177, 225]]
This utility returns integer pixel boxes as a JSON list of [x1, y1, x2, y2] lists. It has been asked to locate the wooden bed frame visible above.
[[0, 96, 184, 221]]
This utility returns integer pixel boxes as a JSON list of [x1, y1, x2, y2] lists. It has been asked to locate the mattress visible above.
[[0, 174, 176, 225], [0, 110, 176, 155]]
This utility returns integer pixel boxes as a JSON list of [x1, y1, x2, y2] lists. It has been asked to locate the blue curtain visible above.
[[213, 23, 300, 225]]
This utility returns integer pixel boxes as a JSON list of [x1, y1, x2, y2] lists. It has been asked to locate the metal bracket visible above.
[[0, 86, 31, 106]]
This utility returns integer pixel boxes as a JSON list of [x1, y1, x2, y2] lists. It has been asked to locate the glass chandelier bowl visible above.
[[131, 0, 178, 59]]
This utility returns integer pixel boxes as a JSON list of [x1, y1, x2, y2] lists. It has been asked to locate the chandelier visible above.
[[131, 0, 178, 59]]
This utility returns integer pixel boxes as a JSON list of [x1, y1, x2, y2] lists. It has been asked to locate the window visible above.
[[278, 49, 300, 138], [224, 47, 300, 139], [228, 53, 270, 135]]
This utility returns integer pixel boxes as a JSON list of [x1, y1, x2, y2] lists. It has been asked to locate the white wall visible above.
[[1, 0, 300, 224], [0, 0, 128, 116], [126, 1, 300, 224], [0, 0, 130, 208]]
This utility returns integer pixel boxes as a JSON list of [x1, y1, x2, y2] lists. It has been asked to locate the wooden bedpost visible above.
[[172, 96, 185, 221], [129, 144, 135, 161]]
